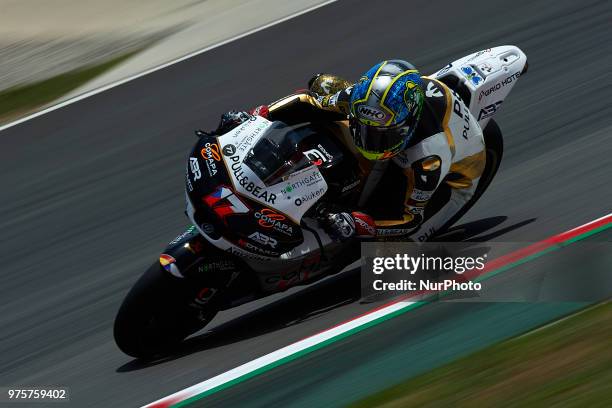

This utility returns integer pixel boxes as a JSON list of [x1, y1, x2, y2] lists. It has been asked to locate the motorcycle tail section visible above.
[[432, 45, 527, 129]]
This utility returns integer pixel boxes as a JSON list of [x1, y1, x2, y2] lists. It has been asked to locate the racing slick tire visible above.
[[114, 262, 217, 359]]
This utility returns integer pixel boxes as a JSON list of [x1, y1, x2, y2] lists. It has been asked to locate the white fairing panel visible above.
[[432, 45, 527, 129], [216, 116, 328, 224], [189, 116, 330, 265]]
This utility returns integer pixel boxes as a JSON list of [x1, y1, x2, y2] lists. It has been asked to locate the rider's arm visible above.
[[267, 86, 352, 124], [209, 89, 349, 135], [211, 79, 352, 133]]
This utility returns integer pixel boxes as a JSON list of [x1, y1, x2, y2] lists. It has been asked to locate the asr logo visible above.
[[189, 157, 201, 180], [248, 231, 278, 248]]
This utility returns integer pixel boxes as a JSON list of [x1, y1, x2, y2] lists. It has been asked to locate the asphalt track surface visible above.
[[1, 0, 611, 407]]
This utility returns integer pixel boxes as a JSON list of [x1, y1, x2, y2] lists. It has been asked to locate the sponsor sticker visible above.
[[467, 49, 492, 61], [478, 71, 521, 101], [377, 228, 412, 236], [357, 105, 387, 123], [411, 188, 431, 202], [169, 226, 196, 245], [437, 62, 453, 76], [238, 239, 281, 257], [478, 101, 503, 121], [204, 186, 250, 220], [226, 246, 272, 262], [426, 81, 443, 98], [294, 187, 325, 206], [223, 144, 237, 156], [341, 179, 360, 193], [198, 259, 236, 273], [189, 157, 202, 180], [248, 231, 278, 248], [228, 155, 277, 204], [186, 173, 194, 191], [417, 226, 436, 242], [192, 287, 218, 306], [477, 62, 495, 74], [460, 66, 483, 86], [201, 223, 215, 235], [281, 172, 324, 195], [201, 143, 221, 161], [236, 123, 267, 152], [453, 99, 471, 140], [201, 142, 220, 176], [159, 254, 182, 278], [255, 208, 294, 236], [354, 215, 376, 237], [303, 147, 332, 166]]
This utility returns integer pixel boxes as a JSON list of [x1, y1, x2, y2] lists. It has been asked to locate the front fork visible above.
[[159, 226, 257, 312]]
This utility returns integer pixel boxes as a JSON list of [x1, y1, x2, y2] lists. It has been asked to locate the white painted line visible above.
[[142, 300, 414, 407], [0, 0, 338, 133]]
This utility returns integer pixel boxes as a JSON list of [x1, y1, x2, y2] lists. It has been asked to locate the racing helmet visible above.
[[349, 60, 425, 160]]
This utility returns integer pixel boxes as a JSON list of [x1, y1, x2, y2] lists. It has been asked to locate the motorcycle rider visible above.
[[213, 60, 486, 242]]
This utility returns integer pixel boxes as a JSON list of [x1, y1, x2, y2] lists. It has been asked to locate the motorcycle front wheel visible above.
[[114, 262, 217, 359]]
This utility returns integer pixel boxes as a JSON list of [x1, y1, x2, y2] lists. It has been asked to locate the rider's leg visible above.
[[408, 178, 480, 242]]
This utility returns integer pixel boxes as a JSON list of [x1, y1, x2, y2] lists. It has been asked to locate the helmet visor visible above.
[[351, 120, 414, 160]]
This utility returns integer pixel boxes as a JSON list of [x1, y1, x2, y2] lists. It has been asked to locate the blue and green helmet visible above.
[[349, 60, 425, 160]]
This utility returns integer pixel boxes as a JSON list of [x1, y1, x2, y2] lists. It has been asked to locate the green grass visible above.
[[0, 51, 138, 123], [349, 301, 612, 408]]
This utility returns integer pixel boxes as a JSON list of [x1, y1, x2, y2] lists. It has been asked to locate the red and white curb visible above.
[[143, 213, 612, 407]]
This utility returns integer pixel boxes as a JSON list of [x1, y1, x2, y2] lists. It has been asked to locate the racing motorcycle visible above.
[[114, 45, 527, 358]]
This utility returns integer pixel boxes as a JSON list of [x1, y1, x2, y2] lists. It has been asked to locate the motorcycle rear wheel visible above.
[[114, 262, 217, 359]]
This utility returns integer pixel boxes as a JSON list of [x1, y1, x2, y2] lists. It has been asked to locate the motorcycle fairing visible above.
[[217, 116, 329, 224], [186, 118, 341, 262], [432, 45, 527, 129]]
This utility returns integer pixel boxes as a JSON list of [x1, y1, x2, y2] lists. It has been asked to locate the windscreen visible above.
[[244, 121, 323, 186]]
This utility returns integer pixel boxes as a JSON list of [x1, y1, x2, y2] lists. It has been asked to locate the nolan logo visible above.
[[357, 105, 386, 122]]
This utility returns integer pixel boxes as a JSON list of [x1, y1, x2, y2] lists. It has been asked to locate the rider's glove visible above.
[[322, 211, 376, 241], [249, 105, 269, 118], [195, 129, 214, 138], [215, 105, 270, 135], [216, 110, 253, 134]]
